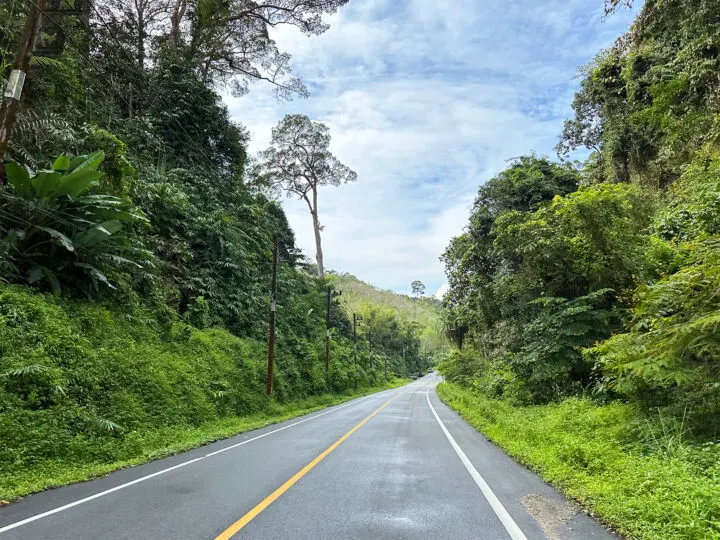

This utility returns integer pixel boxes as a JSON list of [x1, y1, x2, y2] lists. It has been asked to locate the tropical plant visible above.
[[0, 151, 151, 295], [590, 239, 720, 432]]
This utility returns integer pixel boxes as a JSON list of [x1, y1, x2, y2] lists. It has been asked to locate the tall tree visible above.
[[256, 114, 357, 278], [91, 0, 350, 101], [168, 0, 349, 98], [411, 280, 425, 297], [100, 0, 172, 73]]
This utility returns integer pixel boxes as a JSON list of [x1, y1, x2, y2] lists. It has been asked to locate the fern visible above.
[[9, 110, 78, 169], [88, 416, 123, 433], [29, 56, 65, 69], [2, 364, 52, 378]]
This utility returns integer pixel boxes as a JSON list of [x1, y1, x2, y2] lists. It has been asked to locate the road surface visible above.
[[0, 375, 614, 539]]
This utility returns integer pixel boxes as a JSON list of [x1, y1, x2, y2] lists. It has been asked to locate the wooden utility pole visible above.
[[353, 313, 362, 365], [324, 286, 340, 372], [128, 82, 133, 119], [368, 330, 372, 362], [0, 0, 46, 184], [266, 235, 278, 396]]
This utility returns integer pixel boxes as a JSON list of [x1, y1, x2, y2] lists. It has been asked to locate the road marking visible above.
[[0, 392, 389, 534], [215, 390, 406, 539], [426, 391, 528, 540]]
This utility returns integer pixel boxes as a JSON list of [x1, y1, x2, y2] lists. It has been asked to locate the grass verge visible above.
[[1, 379, 407, 502], [436, 381, 720, 540]]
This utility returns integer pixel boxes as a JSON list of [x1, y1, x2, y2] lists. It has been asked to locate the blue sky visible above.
[[226, 0, 637, 297]]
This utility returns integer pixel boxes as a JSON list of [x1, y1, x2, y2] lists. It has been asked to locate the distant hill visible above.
[[327, 272, 447, 354]]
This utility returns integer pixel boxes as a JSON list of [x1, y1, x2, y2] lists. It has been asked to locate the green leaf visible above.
[[4, 162, 32, 198], [27, 265, 61, 293], [31, 170, 63, 199], [90, 416, 122, 433], [58, 167, 101, 199], [37, 226, 75, 252], [69, 150, 105, 172], [26, 265, 43, 283], [51, 155, 71, 171], [43, 267, 61, 294], [74, 220, 123, 247], [2, 364, 51, 378], [73, 262, 115, 289], [108, 255, 142, 268]]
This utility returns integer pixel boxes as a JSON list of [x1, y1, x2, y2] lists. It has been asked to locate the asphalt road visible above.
[[0, 375, 615, 539]]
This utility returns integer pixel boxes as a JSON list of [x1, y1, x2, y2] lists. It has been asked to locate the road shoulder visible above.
[[428, 385, 617, 540]]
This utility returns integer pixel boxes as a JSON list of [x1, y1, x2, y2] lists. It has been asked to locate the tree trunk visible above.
[[170, 0, 186, 46], [311, 188, 324, 278], [0, 0, 45, 183], [137, 10, 145, 71], [312, 211, 324, 278]]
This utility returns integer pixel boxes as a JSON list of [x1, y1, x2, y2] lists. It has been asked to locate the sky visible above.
[[225, 0, 637, 297]]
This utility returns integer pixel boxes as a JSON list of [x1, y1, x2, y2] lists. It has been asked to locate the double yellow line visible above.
[[215, 388, 412, 539]]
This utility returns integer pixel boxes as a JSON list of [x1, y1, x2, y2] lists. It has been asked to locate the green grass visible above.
[[1, 379, 407, 501], [437, 382, 720, 540]]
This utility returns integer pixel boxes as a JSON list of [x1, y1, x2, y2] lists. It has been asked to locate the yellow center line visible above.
[[214, 389, 408, 540]]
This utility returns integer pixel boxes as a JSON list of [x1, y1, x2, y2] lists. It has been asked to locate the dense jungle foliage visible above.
[[441, 0, 720, 435], [0, 0, 426, 495]]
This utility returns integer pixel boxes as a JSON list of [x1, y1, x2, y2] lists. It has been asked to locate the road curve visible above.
[[0, 375, 615, 539]]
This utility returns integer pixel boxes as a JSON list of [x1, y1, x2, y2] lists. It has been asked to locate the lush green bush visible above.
[[443, 175, 655, 404], [437, 382, 720, 540], [559, 0, 720, 186]]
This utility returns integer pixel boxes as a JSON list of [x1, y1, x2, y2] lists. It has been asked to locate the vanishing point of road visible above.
[[0, 375, 615, 539]]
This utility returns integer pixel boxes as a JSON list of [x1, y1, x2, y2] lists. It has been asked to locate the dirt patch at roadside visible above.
[[521, 493, 579, 540]]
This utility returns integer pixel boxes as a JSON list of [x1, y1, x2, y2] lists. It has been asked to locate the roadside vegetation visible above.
[[438, 383, 720, 540], [0, 0, 422, 500], [439, 1, 720, 537]]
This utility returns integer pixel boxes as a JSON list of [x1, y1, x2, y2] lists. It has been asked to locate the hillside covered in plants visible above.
[[329, 272, 446, 364]]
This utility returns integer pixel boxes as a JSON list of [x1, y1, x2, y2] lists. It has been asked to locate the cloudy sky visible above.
[[225, 0, 637, 297]]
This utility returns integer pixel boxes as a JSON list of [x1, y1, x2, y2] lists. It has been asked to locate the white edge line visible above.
[[0, 390, 393, 533], [426, 390, 528, 540]]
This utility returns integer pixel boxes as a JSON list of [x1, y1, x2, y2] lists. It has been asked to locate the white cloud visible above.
[[435, 283, 450, 300], [225, 0, 637, 293]]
